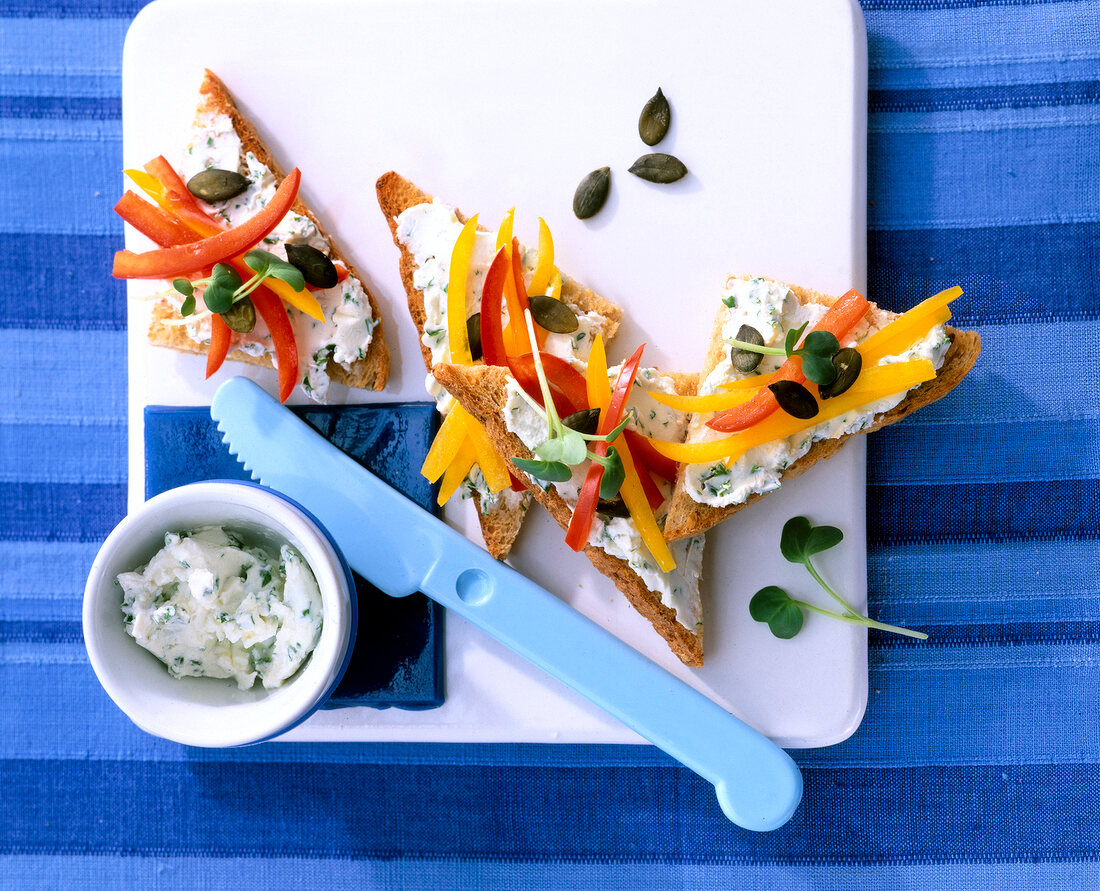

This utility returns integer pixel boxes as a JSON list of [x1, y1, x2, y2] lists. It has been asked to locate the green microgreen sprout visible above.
[[508, 309, 634, 499], [726, 322, 842, 386], [749, 516, 928, 641], [172, 249, 305, 317]]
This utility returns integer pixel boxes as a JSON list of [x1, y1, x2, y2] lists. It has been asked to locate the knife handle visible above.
[[417, 535, 802, 831]]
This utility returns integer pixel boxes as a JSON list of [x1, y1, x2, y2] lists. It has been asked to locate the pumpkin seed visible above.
[[628, 152, 688, 184], [573, 167, 611, 219], [285, 243, 338, 289], [563, 408, 601, 436], [466, 313, 483, 361], [768, 380, 818, 420], [639, 87, 671, 146], [730, 324, 765, 372], [530, 295, 579, 333], [819, 348, 862, 399], [186, 167, 249, 202], [220, 296, 256, 333], [597, 496, 631, 518]]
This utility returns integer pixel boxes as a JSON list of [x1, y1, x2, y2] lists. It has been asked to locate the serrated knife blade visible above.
[[211, 377, 802, 830]]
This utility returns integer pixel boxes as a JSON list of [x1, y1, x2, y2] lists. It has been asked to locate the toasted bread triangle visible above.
[[147, 70, 390, 393], [662, 279, 982, 540], [375, 171, 624, 560], [433, 362, 705, 668]]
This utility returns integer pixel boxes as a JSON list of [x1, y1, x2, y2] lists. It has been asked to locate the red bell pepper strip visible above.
[[509, 471, 528, 493], [564, 344, 645, 552], [206, 314, 233, 379], [622, 428, 679, 482], [631, 446, 665, 510], [507, 352, 589, 417], [706, 289, 871, 433], [250, 284, 299, 403], [115, 191, 200, 246], [479, 246, 510, 367], [112, 168, 301, 280], [142, 155, 225, 236]]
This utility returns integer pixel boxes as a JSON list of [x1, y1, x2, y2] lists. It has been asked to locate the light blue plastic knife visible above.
[[211, 377, 802, 830]]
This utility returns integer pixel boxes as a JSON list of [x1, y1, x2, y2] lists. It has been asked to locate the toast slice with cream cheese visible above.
[[376, 171, 623, 560], [147, 70, 390, 402], [433, 361, 706, 667], [661, 275, 982, 541]]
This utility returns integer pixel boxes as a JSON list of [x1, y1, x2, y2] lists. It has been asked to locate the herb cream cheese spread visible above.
[[684, 276, 952, 508], [176, 111, 378, 403], [504, 367, 705, 631], [116, 526, 323, 690]]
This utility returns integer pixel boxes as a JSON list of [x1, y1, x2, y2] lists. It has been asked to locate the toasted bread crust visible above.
[[375, 171, 624, 561], [432, 362, 704, 668], [147, 69, 390, 392], [662, 278, 982, 540]]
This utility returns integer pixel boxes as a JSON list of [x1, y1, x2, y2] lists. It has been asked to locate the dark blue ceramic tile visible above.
[[144, 403, 445, 710]]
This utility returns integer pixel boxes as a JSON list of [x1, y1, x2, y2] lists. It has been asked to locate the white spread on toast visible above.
[[176, 111, 378, 403], [117, 526, 323, 690], [504, 367, 704, 631], [684, 276, 952, 508]]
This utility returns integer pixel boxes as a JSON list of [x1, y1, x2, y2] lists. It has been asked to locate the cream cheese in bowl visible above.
[[83, 481, 356, 747]]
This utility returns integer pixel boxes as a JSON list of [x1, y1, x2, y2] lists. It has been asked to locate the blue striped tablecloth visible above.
[[3, 1, 1097, 887]]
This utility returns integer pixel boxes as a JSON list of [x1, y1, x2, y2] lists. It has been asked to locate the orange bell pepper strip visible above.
[[447, 215, 479, 365], [479, 246, 510, 367], [206, 314, 233, 379], [115, 191, 200, 246], [706, 289, 871, 433], [112, 168, 301, 280], [565, 344, 644, 552], [507, 237, 540, 352], [249, 284, 299, 403], [141, 156, 225, 236]]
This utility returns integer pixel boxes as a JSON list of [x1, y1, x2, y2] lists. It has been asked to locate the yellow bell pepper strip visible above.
[[581, 339, 674, 568], [495, 209, 522, 354], [447, 214, 480, 365], [646, 359, 937, 464], [465, 414, 511, 493], [527, 217, 556, 297], [436, 438, 479, 506], [495, 207, 515, 251], [858, 286, 961, 365], [125, 164, 326, 321], [420, 405, 473, 483], [649, 386, 759, 414], [548, 271, 563, 302]]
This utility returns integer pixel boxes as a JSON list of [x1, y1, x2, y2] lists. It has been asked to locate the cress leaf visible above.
[[603, 411, 635, 444], [268, 261, 306, 292], [803, 523, 844, 558], [244, 249, 279, 275], [800, 353, 838, 386], [202, 282, 235, 314], [598, 447, 625, 500], [784, 322, 808, 357], [749, 586, 805, 639], [173, 278, 194, 297], [511, 457, 573, 483], [535, 438, 565, 463], [559, 430, 589, 466], [779, 516, 814, 564], [211, 262, 242, 290], [180, 295, 196, 317], [802, 330, 840, 357]]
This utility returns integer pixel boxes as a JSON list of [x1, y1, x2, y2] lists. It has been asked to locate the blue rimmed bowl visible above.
[[82, 480, 357, 747]]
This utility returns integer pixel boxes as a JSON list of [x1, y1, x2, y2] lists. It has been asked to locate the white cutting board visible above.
[[122, 0, 868, 747]]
